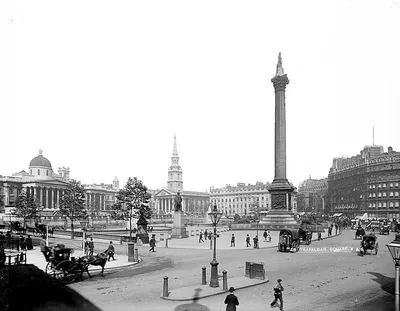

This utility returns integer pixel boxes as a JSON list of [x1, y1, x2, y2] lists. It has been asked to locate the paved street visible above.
[[51, 229, 395, 311]]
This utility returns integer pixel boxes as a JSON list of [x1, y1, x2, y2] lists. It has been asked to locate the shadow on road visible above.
[[174, 288, 210, 311], [367, 271, 395, 295]]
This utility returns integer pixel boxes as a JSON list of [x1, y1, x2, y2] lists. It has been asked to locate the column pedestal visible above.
[[171, 211, 188, 239]]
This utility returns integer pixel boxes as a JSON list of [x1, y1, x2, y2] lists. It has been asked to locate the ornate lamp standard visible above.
[[80, 220, 89, 253], [208, 204, 223, 288], [387, 234, 400, 311]]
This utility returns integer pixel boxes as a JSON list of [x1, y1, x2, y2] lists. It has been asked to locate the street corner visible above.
[[160, 277, 269, 301]]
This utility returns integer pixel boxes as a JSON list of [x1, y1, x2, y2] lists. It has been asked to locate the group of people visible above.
[[0, 231, 33, 251], [84, 237, 95, 256], [224, 279, 284, 311], [198, 229, 212, 243]]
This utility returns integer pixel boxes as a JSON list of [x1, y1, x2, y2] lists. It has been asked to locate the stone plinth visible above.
[[171, 211, 188, 239]]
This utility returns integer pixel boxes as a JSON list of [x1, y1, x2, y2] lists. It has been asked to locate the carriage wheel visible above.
[[55, 261, 78, 284], [374, 243, 379, 255], [45, 262, 54, 274]]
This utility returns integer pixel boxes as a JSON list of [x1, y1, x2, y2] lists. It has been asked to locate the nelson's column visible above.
[[263, 53, 299, 229]]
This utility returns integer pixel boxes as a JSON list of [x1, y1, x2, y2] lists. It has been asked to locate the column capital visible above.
[[271, 74, 289, 92]]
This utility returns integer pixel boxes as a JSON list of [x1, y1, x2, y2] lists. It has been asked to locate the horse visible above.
[[79, 251, 108, 277]]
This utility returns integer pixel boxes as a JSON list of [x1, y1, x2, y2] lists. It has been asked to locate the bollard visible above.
[[163, 276, 169, 297], [202, 266, 207, 285], [134, 248, 139, 262], [165, 238, 169, 248], [222, 270, 228, 290], [210, 239, 212, 250], [128, 243, 135, 262], [249, 263, 254, 279]]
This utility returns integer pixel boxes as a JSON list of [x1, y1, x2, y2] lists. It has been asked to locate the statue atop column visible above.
[[174, 191, 182, 212], [275, 52, 285, 77]]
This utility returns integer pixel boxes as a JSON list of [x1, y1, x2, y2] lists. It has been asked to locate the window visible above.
[[390, 202, 394, 207], [383, 192, 387, 197], [368, 203, 372, 207], [373, 193, 376, 198], [378, 202, 382, 207], [46, 170, 49, 176], [390, 192, 394, 197], [396, 182, 399, 187], [383, 183, 387, 188], [396, 202, 400, 207], [390, 183, 394, 188], [37, 169, 40, 175], [383, 202, 387, 207], [378, 193, 382, 198], [378, 184, 381, 188], [30, 169, 32, 175], [396, 192, 399, 197]]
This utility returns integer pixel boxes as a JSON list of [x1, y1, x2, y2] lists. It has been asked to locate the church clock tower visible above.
[[167, 135, 183, 193]]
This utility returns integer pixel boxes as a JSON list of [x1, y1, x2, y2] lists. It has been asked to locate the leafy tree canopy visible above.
[[112, 177, 152, 222], [59, 179, 87, 221], [13, 190, 41, 224]]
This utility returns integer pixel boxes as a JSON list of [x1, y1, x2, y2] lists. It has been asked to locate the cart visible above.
[[43, 245, 88, 284], [355, 227, 365, 239], [278, 229, 300, 252], [359, 234, 379, 255]]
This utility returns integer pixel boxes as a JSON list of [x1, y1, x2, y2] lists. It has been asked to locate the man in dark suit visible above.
[[224, 286, 239, 311], [271, 279, 284, 310]]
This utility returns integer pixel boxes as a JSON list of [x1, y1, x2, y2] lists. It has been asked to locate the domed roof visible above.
[[29, 150, 52, 168]]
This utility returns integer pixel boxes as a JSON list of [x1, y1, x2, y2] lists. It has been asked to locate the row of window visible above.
[[30, 169, 49, 176], [368, 191, 400, 198], [369, 182, 399, 189], [212, 197, 269, 203], [368, 201, 400, 208]]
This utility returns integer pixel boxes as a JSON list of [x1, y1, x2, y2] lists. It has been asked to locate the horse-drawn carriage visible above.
[[10, 221, 26, 234], [379, 225, 390, 235], [278, 229, 300, 252], [43, 244, 108, 284], [359, 234, 379, 255], [298, 227, 312, 245], [355, 227, 365, 239], [365, 221, 380, 232]]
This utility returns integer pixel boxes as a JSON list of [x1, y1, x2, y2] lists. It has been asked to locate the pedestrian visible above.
[[106, 241, 115, 261], [19, 235, 26, 251], [335, 223, 338, 235], [270, 279, 284, 311], [199, 231, 204, 243], [149, 235, 156, 252], [224, 286, 239, 311], [208, 231, 212, 240], [318, 231, 322, 241], [25, 235, 33, 250], [230, 234, 235, 247], [204, 229, 208, 239], [83, 238, 89, 255], [246, 234, 251, 247], [88, 237, 94, 256], [253, 235, 259, 249], [267, 231, 271, 242], [40, 235, 49, 260], [263, 230, 268, 242]]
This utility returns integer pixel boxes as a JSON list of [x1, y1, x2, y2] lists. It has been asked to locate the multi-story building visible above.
[[0, 150, 119, 216], [152, 136, 210, 216], [328, 145, 400, 219], [209, 182, 271, 216], [297, 177, 328, 214]]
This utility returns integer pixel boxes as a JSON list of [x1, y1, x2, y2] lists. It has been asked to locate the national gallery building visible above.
[[0, 150, 119, 216]]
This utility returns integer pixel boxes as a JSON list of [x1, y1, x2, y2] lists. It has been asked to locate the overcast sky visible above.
[[1, 0, 399, 193]]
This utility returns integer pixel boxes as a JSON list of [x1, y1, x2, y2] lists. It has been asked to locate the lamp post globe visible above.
[[208, 204, 222, 288], [387, 234, 400, 311]]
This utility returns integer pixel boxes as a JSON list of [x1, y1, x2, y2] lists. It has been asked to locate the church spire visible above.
[[173, 134, 178, 156]]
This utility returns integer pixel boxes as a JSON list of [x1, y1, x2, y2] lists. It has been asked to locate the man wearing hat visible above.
[[271, 279, 284, 310], [224, 286, 239, 311]]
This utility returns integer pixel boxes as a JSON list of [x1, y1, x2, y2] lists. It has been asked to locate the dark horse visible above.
[[79, 251, 108, 277]]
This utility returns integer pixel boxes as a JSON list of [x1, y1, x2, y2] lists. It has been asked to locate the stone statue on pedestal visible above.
[[174, 191, 182, 212], [275, 52, 285, 77]]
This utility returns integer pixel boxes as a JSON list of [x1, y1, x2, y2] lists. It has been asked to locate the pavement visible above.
[[17, 225, 341, 302]]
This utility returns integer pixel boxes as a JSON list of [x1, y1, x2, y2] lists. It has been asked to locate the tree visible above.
[[58, 180, 87, 239], [111, 177, 152, 240], [13, 190, 41, 227]]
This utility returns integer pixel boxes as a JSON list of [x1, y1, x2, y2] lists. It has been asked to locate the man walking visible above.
[[253, 235, 259, 249], [246, 234, 251, 247], [149, 235, 156, 252], [199, 231, 204, 243], [263, 230, 268, 242], [270, 279, 284, 310], [230, 234, 235, 247], [224, 286, 239, 311], [88, 237, 94, 256]]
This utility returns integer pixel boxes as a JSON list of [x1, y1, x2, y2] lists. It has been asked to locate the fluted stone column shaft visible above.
[[271, 74, 289, 182]]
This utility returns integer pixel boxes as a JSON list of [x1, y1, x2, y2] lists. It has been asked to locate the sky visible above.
[[1, 0, 399, 193]]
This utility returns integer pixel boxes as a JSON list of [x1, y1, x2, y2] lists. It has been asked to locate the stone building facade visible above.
[[328, 145, 400, 219], [0, 150, 119, 215], [152, 136, 210, 216], [297, 177, 328, 214]]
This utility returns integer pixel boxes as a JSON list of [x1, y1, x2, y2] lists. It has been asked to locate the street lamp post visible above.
[[255, 219, 260, 248], [208, 205, 223, 288], [80, 220, 89, 254], [387, 234, 400, 311]]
